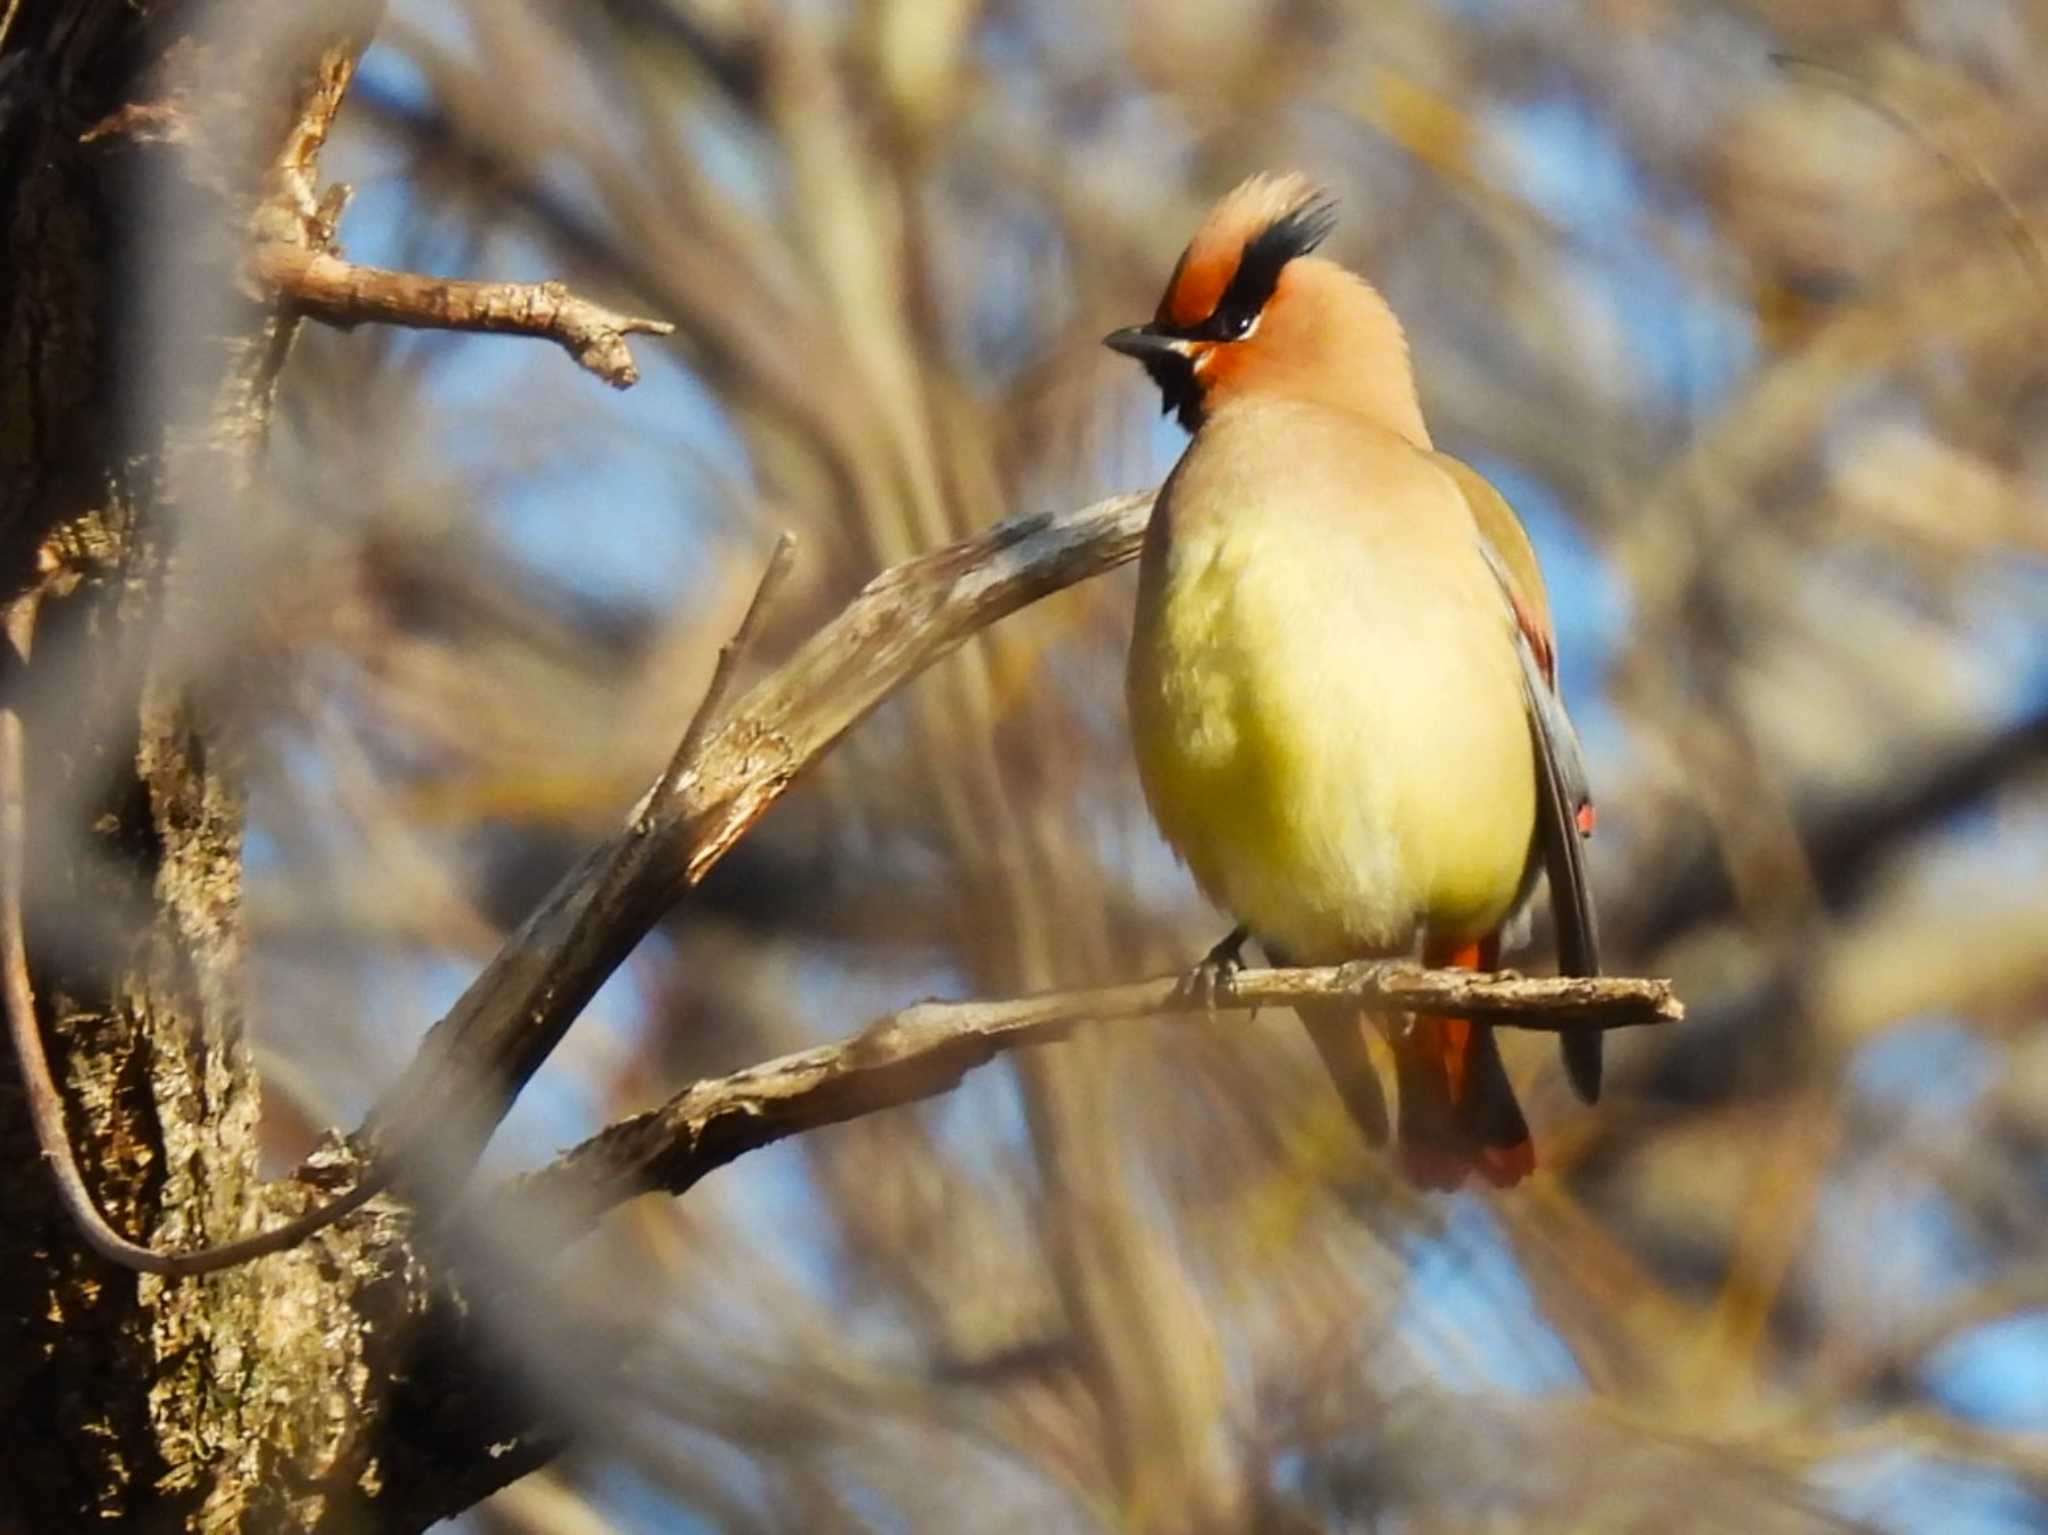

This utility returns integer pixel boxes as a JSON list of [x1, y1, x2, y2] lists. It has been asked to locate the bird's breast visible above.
[[1127, 427, 1538, 962]]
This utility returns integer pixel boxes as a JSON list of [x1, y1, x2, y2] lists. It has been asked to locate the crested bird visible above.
[[1110, 174, 1601, 1190]]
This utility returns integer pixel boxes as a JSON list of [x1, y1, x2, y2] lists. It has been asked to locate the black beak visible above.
[[1103, 325, 1193, 367]]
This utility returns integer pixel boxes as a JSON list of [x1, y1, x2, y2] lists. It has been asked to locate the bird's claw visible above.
[[1182, 925, 1249, 1015]]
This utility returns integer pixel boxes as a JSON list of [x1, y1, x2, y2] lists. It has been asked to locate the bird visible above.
[[1109, 173, 1600, 1190]]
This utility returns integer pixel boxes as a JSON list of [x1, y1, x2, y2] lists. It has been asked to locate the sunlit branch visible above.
[[365, 491, 1158, 1178], [253, 243, 675, 388], [516, 963, 1682, 1222]]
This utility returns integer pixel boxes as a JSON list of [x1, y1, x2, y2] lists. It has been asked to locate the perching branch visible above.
[[252, 242, 676, 388], [366, 491, 1157, 1179], [516, 964, 1683, 1221]]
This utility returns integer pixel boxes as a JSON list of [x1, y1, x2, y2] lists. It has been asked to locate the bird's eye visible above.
[[1219, 307, 1257, 340]]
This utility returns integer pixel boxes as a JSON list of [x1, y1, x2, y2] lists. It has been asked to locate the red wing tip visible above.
[[1575, 802, 1597, 837]]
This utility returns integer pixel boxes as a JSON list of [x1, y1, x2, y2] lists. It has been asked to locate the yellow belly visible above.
[[1126, 427, 1537, 962]]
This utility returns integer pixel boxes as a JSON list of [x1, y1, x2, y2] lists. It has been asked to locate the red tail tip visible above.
[[1397, 1140, 1536, 1192], [1478, 1138, 1537, 1188], [1399, 1145, 1470, 1192]]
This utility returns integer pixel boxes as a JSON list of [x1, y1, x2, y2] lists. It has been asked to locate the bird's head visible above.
[[1105, 173, 1427, 445]]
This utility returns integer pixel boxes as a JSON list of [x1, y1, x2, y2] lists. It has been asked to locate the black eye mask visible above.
[[1108, 194, 1340, 432], [1161, 196, 1339, 346]]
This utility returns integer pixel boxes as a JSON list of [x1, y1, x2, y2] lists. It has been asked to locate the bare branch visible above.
[[644, 530, 798, 819], [252, 242, 676, 388], [514, 963, 1682, 1221], [367, 491, 1155, 1176], [256, 8, 389, 237]]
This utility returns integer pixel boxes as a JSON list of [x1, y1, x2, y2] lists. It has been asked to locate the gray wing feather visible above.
[[1478, 544, 1603, 1102]]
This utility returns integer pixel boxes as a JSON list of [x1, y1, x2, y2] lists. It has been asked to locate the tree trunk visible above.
[[0, 6, 546, 1528]]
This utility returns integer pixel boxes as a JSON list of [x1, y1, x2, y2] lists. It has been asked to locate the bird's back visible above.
[[1127, 398, 1538, 962]]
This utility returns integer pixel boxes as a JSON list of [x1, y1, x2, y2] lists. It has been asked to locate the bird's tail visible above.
[[1266, 941, 1392, 1150], [1391, 1014, 1534, 1189], [1299, 1004, 1391, 1149], [1277, 936, 1533, 1189], [1392, 937, 1540, 1187], [1390, 936, 1534, 1190]]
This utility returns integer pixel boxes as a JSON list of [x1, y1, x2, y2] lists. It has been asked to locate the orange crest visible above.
[[1159, 172, 1332, 329]]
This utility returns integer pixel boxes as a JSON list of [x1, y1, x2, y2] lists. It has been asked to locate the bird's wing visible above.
[[1437, 453, 1604, 1103], [1433, 456, 1556, 670]]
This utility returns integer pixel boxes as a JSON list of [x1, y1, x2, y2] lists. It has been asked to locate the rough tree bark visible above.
[[0, 6, 554, 1529]]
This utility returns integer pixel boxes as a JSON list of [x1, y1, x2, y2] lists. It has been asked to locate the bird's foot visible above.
[[1181, 925, 1249, 1015]]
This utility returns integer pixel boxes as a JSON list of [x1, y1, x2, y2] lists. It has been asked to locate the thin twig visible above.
[[252, 243, 676, 388], [268, 14, 387, 232], [513, 963, 1682, 1222], [641, 531, 799, 824]]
